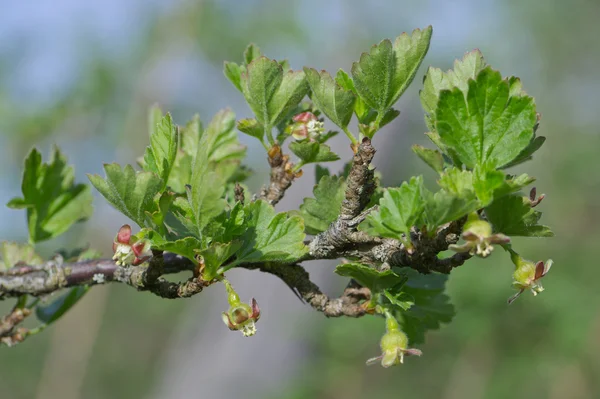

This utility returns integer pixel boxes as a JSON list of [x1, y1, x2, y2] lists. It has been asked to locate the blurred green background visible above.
[[1, 1, 598, 398]]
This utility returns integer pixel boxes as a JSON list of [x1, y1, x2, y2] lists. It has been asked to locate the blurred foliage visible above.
[[1, 0, 599, 398]]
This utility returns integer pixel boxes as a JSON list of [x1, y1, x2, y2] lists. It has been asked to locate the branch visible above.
[[259, 145, 299, 206]]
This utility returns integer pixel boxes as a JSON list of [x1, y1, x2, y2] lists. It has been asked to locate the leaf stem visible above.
[[342, 127, 359, 146]]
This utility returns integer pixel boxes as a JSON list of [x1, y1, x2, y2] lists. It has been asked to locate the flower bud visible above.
[[112, 225, 152, 266], [366, 313, 422, 367], [508, 250, 553, 304], [449, 213, 510, 258], [221, 280, 261, 337]]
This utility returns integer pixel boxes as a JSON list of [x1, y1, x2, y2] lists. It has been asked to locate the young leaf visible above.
[[224, 61, 243, 92], [237, 118, 265, 141], [299, 175, 346, 234], [241, 57, 308, 131], [351, 26, 432, 118], [472, 166, 535, 206], [412, 145, 444, 173], [186, 110, 238, 235], [88, 164, 162, 228], [422, 188, 479, 233], [36, 286, 89, 325], [243, 43, 262, 66], [334, 262, 407, 292], [362, 176, 425, 240], [315, 165, 330, 182], [8, 148, 93, 243], [420, 49, 487, 130], [226, 200, 307, 267], [142, 111, 178, 188], [146, 233, 203, 263], [304, 68, 356, 129], [485, 194, 553, 237], [289, 141, 340, 164], [435, 67, 537, 169], [336, 69, 374, 124], [383, 290, 414, 312], [199, 241, 242, 280], [0, 242, 43, 270], [397, 269, 455, 344]]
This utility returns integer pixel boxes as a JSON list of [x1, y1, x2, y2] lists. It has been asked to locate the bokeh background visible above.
[[1, 1, 599, 398]]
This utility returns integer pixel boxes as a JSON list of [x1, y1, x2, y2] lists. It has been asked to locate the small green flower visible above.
[[508, 250, 553, 304], [112, 225, 151, 266], [449, 213, 510, 258], [221, 280, 260, 337], [366, 313, 422, 367]]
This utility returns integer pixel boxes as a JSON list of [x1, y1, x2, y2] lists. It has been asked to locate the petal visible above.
[[381, 350, 400, 368], [534, 261, 546, 280], [222, 312, 236, 330], [250, 298, 261, 321], [507, 289, 525, 305], [117, 225, 132, 244], [403, 348, 423, 357]]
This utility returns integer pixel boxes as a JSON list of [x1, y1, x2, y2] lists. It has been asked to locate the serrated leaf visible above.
[[88, 164, 162, 228], [289, 141, 339, 164], [142, 111, 178, 188], [0, 242, 43, 270], [473, 166, 535, 206], [412, 145, 444, 173], [315, 165, 330, 182], [351, 26, 432, 117], [36, 286, 89, 325], [334, 262, 406, 292], [8, 148, 93, 243], [146, 232, 202, 263], [420, 49, 487, 130], [304, 68, 355, 129], [501, 136, 546, 169], [422, 188, 479, 233], [241, 57, 308, 129], [299, 175, 346, 235], [485, 194, 553, 237], [226, 200, 307, 267], [435, 67, 537, 169], [362, 176, 424, 239], [396, 269, 455, 344]]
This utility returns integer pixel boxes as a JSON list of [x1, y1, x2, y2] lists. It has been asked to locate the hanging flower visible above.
[[112, 225, 152, 266], [221, 280, 261, 337], [508, 250, 553, 304], [449, 213, 510, 258], [366, 313, 422, 367]]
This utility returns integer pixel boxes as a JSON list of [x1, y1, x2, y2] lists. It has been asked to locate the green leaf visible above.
[[167, 115, 202, 193], [485, 194, 553, 237], [8, 148, 93, 243], [142, 111, 179, 188], [334, 263, 406, 292], [227, 200, 307, 267], [147, 234, 203, 263], [472, 166, 535, 206], [336, 69, 374, 124], [438, 168, 475, 197], [304, 68, 356, 129], [289, 141, 339, 164], [186, 110, 239, 235], [0, 242, 43, 271], [397, 269, 455, 344], [224, 61, 243, 92], [363, 176, 424, 240], [299, 175, 346, 235], [383, 290, 414, 312], [501, 136, 546, 169], [36, 286, 89, 325], [88, 164, 162, 228], [200, 241, 243, 280], [420, 49, 487, 131], [422, 188, 479, 233], [412, 145, 444, 173], [237, 118, 265, 141], [241, 57, 308, 130], [243, 43, 262, 66], [351, 26, 432, 117], [315, 165, 330, 182], [435, 67, 537, 169]]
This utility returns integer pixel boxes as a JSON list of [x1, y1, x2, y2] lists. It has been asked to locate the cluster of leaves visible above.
[[2, 26, 553, 359]]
